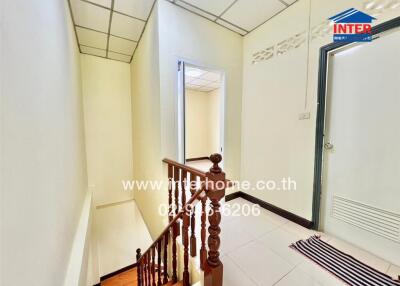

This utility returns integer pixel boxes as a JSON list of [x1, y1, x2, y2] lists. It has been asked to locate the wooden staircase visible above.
[[134, 154, 227, 286], [100, 267, 183, 286]]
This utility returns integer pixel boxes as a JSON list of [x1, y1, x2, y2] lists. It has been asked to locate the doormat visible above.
[[290, 235, 400, 286]]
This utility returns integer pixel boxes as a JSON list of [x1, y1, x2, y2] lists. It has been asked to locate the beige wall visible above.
[[241, 0, 400, 220], [158, 0, 243, 181], [81, 55, 134, 207], [130, 4, 165, 239], [0, 1, 88, 285], [185, 88, 220, 159], [131, 0, 242, 238]]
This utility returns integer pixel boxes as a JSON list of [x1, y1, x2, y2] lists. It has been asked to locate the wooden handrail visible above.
[[162, 158, 207, 178], [138, 185, 205, 262], [138, 154, 226, 286]]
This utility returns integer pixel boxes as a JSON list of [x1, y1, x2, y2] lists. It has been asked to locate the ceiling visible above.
[[68, 0, 156, 63], [68, 0, 298, 63], [185, 66, 221, 93], [168, 0, 298, 35]]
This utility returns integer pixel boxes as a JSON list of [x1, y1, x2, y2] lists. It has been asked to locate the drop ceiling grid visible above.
[[185, 69, 221, 93], [170, 0, 298, 35], [69, 0, 156, 63], [69, 0, 298, 63]]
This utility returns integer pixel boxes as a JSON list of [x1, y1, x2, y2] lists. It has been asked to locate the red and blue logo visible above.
[[329, 8, 376, 42]]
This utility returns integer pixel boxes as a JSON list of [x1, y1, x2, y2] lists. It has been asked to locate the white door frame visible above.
[[176, 58, 226, 166]]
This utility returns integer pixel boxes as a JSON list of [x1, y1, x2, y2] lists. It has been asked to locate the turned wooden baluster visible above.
[[163, 232, 168, 284], [147, 252, 151, 286], [173, 166, 180, 235], [168, 164, 173, 222], [204, 154, 225, 286], [190, 173, 197, 257], [200, 193, 207, 270], [157, 240, 162, 286], [136, 249, 142, 286], [151, 247, 156, 286], [171, 225, 178, 283], [144, 254, 148, 286], [181, 169, 187, 207], [182, 204, 190, 286]]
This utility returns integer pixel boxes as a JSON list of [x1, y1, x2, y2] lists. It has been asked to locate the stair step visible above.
[[101, 267, 183, 286]]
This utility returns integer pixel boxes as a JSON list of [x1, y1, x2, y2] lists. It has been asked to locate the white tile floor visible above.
[[220, 198, 400, 286]]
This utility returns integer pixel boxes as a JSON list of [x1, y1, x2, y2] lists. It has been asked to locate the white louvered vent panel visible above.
[[332, 196, 400, 243]]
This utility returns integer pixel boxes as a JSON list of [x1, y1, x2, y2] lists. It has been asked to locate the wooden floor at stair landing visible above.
[[101, 267, 183, 286]]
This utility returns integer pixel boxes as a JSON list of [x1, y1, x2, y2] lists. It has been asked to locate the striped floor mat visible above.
[[290, 236, 400, 286]]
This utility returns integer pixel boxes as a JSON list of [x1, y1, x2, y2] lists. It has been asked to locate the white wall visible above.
[[185, 89, 220, 159], [0, 1, 88, 285], [81, 54, 134, 207], [241, 0, 400, 220]]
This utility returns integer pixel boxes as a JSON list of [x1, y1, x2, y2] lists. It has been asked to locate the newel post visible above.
[[204, 154, 225, 286], [136, 248, 142, 286]]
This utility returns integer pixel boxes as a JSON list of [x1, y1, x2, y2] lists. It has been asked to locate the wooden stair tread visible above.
[[101, 267, 183, 286]]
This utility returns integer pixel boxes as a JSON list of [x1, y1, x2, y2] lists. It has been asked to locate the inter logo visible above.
[[329, 8, 376, 42]]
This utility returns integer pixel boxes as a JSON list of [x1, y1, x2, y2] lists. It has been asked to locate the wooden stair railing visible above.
[[136, 154, 226, 286]]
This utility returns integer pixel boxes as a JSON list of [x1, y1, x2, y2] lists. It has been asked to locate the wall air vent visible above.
[[332, 195, 400, 243]]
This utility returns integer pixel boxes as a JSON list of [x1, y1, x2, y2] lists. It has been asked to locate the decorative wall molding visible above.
[[251, 31, 306, 64], [252, 46, 275, 64]]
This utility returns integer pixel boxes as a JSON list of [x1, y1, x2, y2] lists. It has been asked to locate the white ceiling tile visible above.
[[191, 78, 212, 86], [207, 81, 221, 88], [185, 67, 207, 78], [86, 0, 112, 8], [222, 0, 286, 31], [200, 72, 221, 82], [111, 12, 145, 41], [114, 0, 155, 20], [181, 0, 236, 16], [108, 52, 131, 63], [80, 45, 107, 57], [175, 0, 218, 21], [108, 36, 137, 55], [76, 27, 108, 49], [216, 19, 248, 35], [71, 0, 110, 32], [185, 75, 197, 83]]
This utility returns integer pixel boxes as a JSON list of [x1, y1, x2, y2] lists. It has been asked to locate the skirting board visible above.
[[225, 191, 314, 229], [186, 156, 210, 162], [95, 263, 137, 284]]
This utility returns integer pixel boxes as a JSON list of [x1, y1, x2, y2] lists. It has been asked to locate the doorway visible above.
[[314, 21, 400, 266], [177, 61, 224, 172]]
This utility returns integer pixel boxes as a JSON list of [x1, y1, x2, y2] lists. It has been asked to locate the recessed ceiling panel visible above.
[[175, 0, 218, 21], [111, 12, 145, 41], [182, 0, 236, 16], [216, 19, 248, 35], [86, 0, 112, 8], [71, 0, 110, 32], [222, 0, 286, 31], [109, 36, 137, 55], [76, 27, 108, 49], [114, 0, 155, 20], [108, 52, 131, 63], [80, 45, 107, 57]]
